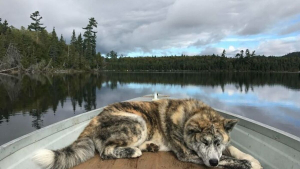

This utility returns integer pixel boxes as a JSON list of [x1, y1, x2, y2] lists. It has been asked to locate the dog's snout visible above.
[[209, 159, 218, 166]]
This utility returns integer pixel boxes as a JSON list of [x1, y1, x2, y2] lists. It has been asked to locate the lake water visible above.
[[0, 72, 300, 145]]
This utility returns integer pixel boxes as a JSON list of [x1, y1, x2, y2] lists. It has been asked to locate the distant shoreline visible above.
[[99, 70, 300, 74], [3, 69, 299, 75]]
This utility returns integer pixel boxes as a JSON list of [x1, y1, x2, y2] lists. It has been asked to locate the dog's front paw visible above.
[[146, 143, 159, 152], [241, 159, 262, 169], [249, 159, 263, 169], [242, 154, 262, 169], [131, 147, 142, 158], [240, 159, 252, 169], [219, 158, 252, 169]]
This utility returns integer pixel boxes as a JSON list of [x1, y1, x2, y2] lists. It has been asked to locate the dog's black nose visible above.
[[209, 159, 219, 166]]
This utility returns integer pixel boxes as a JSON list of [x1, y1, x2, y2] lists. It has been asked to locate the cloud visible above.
[[256, 36, 300, 56], [200, 45, 248, 57], [1, 0, 300, 55], [199, 35, 300, 57], [280, 22, 300, 35], [200, 46, 223, 56], [221, 38, 263, 42]]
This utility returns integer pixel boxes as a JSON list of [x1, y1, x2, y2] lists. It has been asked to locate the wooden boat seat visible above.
[[72, 152, 217, 169]]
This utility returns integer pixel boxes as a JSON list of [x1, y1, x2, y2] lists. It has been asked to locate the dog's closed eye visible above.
[[214, 139, 220, 146], [188, 129, 200, 134], [202, 139, 209, 146]]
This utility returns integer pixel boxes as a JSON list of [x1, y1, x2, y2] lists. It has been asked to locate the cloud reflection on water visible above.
[[0, 72, 299, 145], [124, 82, 300, 137]]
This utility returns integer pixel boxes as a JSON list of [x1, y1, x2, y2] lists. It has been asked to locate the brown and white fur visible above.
[[33, 99, 262, 169]]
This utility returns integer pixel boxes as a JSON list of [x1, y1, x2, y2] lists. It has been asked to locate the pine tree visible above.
[[221, 49, 226, 57], [60, 34, 64, 42], [91, 32, 97, 56], [49, 27, 58, 65], [0, 36, 6, 59], [51, 27, 58, 40], [77, 33, 83, 53], [239, 50, 244, 58], [70, 30, 78, 68], [245, 49, 250, 58], [108, 50, 118, 62], [251, 50, 256, 57], [70, 30, 77, 46], [77, 33, 83, 69], [1, 19, 9, 35], [83, 17, 98, 64], [95, 52, 102, 69], [59, 34, 68, 67], [59, 34, 66, 49], [28, 11, 46, 31], [28, 11, 46, 42]]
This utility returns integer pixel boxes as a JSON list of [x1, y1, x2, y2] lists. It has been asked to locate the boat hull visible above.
[[0, 96, 299, 169]]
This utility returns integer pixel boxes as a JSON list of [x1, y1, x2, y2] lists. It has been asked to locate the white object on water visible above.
[[152, 92, 158, 100]]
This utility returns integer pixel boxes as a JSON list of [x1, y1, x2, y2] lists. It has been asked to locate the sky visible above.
[[1, 0, 300, 57]]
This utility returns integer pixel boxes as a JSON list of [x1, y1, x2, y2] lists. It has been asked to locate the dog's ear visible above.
[[223, 119, 238, 132]]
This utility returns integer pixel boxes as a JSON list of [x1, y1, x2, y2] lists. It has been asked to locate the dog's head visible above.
[[184, 111, 238, 167]]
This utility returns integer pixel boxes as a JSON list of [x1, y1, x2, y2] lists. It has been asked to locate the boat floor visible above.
[[72, 152, 216, 169]]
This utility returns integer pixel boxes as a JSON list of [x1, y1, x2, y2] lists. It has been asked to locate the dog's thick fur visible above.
[[33, 99, 262, 169]]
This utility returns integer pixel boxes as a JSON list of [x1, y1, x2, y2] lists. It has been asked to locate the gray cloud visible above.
[[1, 0, 300, 55], [199, 35, 300, 57], [256, 37, 300, 56], [200, 46, 254, 57], [199, 46, 223, 56], [280, 22, 300, 35]]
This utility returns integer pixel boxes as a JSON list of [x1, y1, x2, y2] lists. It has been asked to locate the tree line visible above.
[[0, 11, 102, 71], [1, 11, 300, 72], [105, 50, 300, 72]]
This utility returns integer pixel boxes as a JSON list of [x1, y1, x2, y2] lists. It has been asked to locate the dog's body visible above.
[[33, 99, 262, 169]]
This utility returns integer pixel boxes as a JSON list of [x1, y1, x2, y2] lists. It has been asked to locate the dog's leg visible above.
[[218, 155, 252, 169], [94, 111, 147, 160], [145, 143, 160, 152], [171, 144, 203, 164], [101, 146, 142, 159], [167, 135, 203, 164], [175, 152, 204, 165], [223, 146, 262, 169]]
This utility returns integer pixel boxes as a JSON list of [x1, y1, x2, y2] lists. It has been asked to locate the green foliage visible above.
[[103, 50, 300, 72], [70, 30, 77, 46], [77, 33, 84, 69], [0, 36, 5, 59], [0, 14, 104, 70], [245, 49, 250, 58], [28, 11, 46, 31], [0, 19, 9, 35], [95, 52, 103, 69], [106, 50, 118, 61], [49, 27, 59, 65], [239, 50, 244, 58], [251, 50, 255, 57], [83, 17, 98, 62], [221, 49, 226, 57]]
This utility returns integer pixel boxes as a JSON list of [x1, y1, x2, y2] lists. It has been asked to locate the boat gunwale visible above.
[[1, 96, 300, 161], [214, 107, 300, 152], [0, 107, 104, 161]]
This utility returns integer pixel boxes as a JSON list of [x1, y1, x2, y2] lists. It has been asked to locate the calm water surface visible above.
[[0, 72, 300, 145]]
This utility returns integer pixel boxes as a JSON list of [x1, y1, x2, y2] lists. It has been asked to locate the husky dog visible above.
[[33, 99, 262, 169]]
